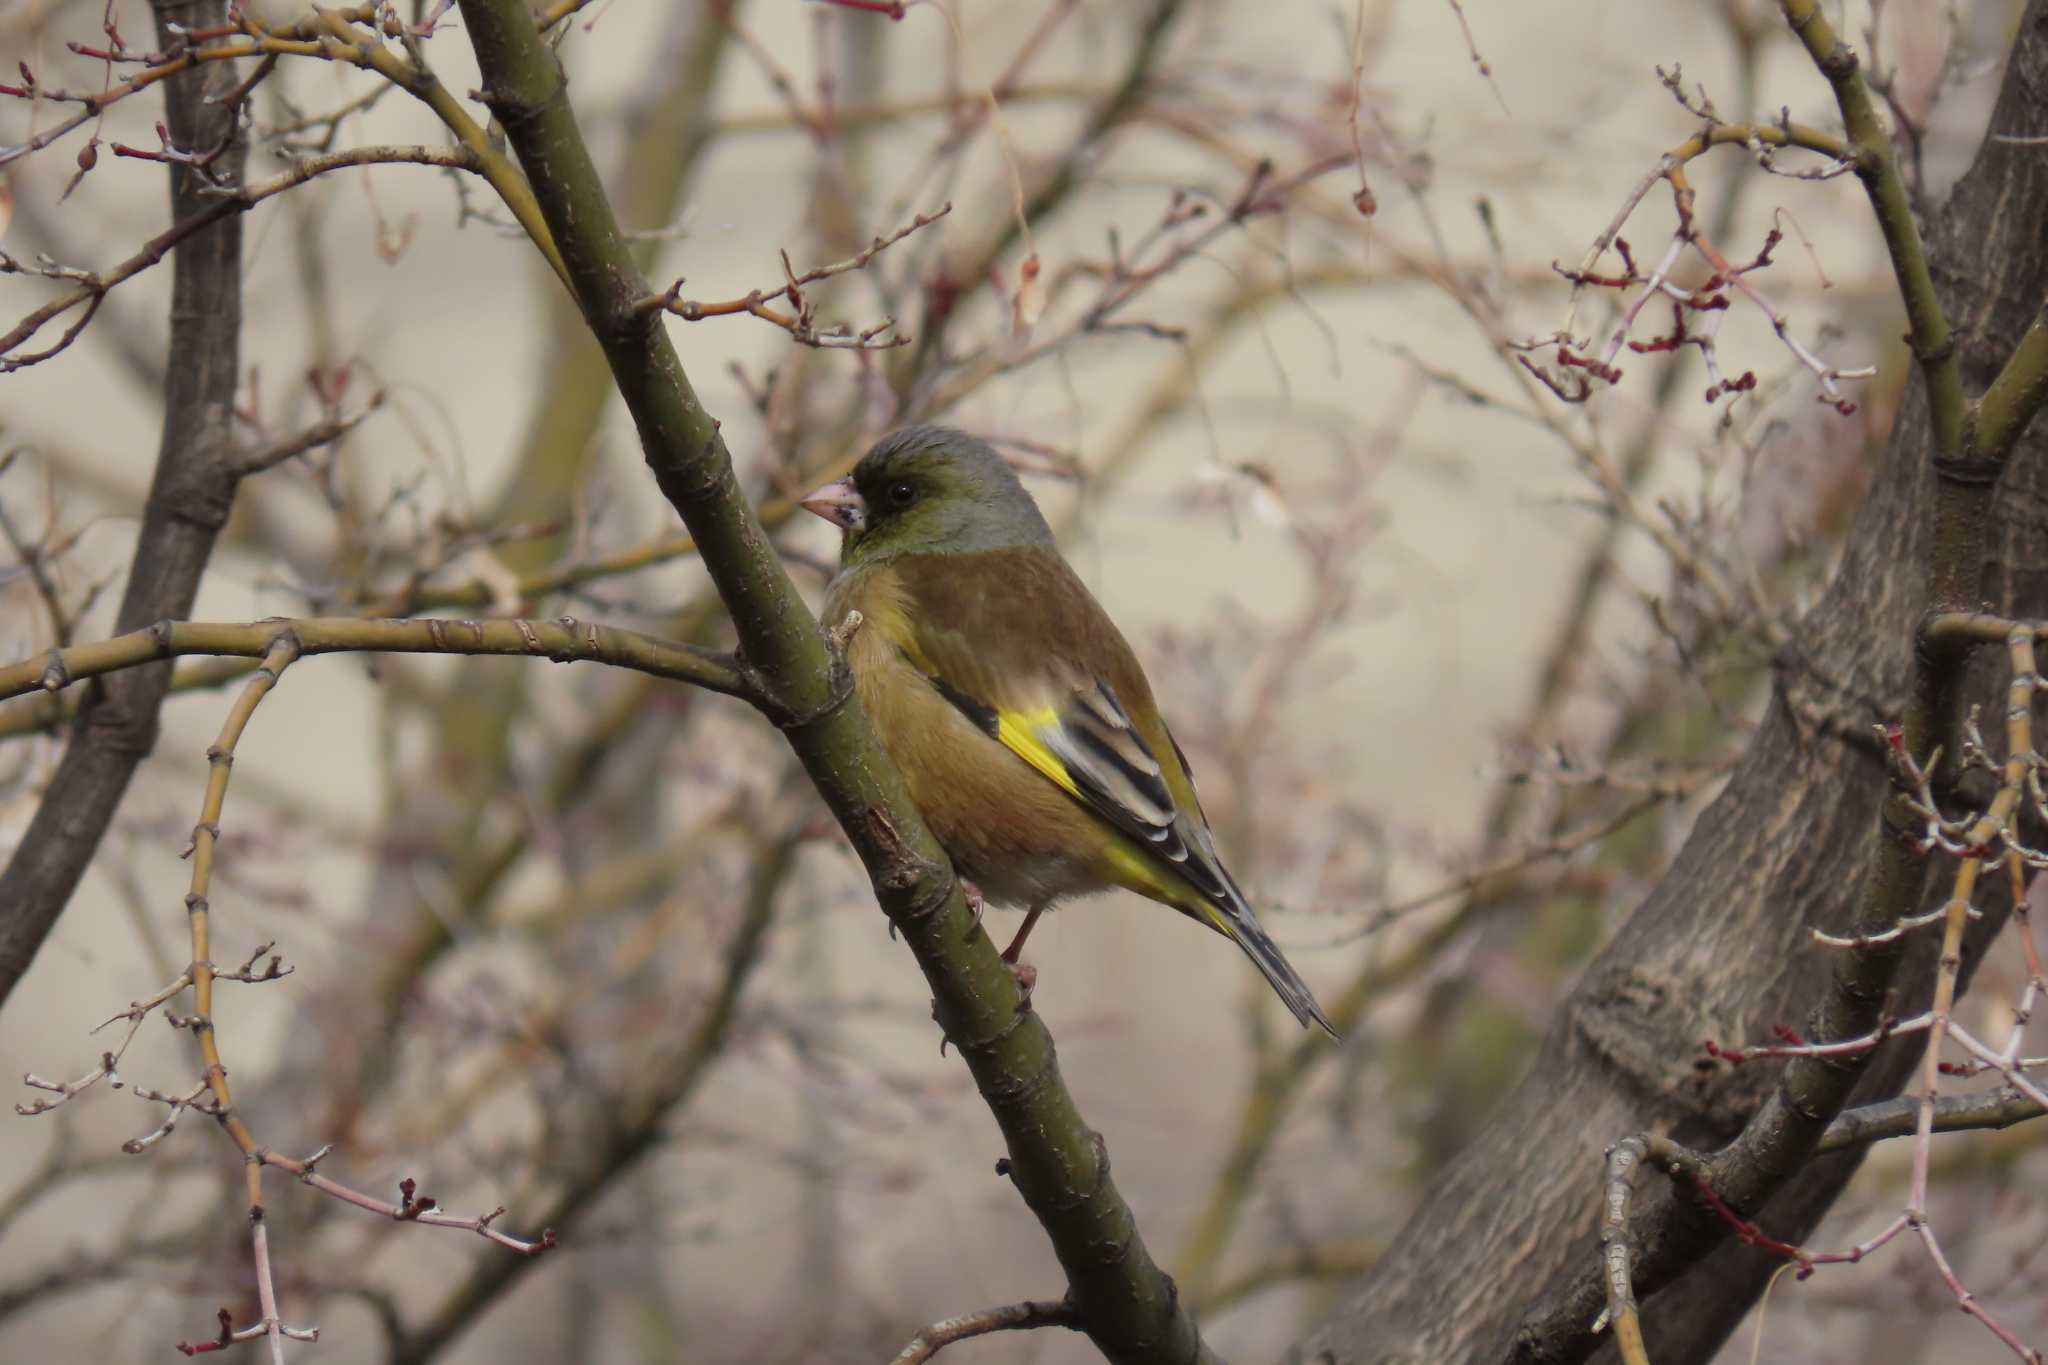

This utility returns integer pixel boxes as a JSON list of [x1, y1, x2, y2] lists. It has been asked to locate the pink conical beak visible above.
[[800, 477, 867, 531]]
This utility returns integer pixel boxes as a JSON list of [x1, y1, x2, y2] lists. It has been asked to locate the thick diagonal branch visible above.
[[450, 2, 1215, 1359]]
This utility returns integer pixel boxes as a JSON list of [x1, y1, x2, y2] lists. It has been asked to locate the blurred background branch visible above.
[[3, 1, 2045, 1363]]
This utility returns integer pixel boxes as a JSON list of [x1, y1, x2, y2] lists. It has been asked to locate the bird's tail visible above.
[[1204, 877, 1338, 1039]]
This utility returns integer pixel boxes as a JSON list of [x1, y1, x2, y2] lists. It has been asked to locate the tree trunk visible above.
[[1292, 7, 2048, 1362], [0, 0, 247, 1006]]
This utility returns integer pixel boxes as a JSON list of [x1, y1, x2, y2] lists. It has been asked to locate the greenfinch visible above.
[[801, 426, 1336, 1036]]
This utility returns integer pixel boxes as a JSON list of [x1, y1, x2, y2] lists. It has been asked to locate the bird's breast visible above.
[[823, 563, 1109, 910]]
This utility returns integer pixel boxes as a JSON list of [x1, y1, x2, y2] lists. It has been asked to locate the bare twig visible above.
[[0, 616, 758, 710], [641, 203, 951, 348], [889, 1298, 1077, 1365]]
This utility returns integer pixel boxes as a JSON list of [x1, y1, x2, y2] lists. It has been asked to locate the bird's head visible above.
[[801, 426, 1054, 568]]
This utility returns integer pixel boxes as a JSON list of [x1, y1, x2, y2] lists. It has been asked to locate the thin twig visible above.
[[889, 1299, 1077, 1364]]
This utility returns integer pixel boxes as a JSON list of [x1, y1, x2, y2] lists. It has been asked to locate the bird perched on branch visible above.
[[801, 426, 1335, 1036]]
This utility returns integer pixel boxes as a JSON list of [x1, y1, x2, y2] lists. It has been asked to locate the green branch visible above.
[[1974, 300, 2048, 465], [448, 1, 1214, 1358], [306, 9, 570, 288], [1778, 0, 1963, 457], [0, 617, 757, 707]]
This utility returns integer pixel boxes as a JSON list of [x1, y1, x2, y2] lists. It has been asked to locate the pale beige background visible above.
[[1, 1, 2035, 1362]]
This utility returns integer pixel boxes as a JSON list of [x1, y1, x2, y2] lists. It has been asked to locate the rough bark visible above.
[[0, 0, 247, 1007], [1292, 8, 2048, 1363]]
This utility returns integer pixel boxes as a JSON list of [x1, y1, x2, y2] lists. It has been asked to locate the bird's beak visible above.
[[800, 478, 867, 532]]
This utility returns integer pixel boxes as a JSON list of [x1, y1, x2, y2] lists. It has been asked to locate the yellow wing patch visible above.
[[993, 707, 1083, 800], [994, 705, 1234, 935]]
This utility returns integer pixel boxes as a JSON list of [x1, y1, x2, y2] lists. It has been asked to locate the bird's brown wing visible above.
[[885, 546, 1335, 1034], [886, 547, 1225, 895]]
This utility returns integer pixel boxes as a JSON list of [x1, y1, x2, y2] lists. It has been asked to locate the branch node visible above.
[[38, 648, 70, 691]]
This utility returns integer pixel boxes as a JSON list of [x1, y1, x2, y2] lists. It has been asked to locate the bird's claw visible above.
[[824, 608, 865, 654], [1008, 958, 1037, 1012], [960, 877, 985, 935]]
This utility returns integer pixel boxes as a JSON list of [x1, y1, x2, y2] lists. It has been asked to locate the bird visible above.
[[800, 426, 1336, 1037]]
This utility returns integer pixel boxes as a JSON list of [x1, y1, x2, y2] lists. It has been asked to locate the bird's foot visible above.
[[1007, 958, 1038, 1012], [823, 608, 865, 654], [961, 878, 985, 933]]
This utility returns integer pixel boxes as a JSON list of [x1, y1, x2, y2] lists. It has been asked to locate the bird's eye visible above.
[[886, 480, 917, 508]]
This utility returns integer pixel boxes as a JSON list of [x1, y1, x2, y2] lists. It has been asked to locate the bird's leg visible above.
[[1001, 904, 1045, 963], [1001, 903, 1046, 1011]]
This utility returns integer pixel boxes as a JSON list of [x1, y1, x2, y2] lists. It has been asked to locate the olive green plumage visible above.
[[803, 426, 1335, 1036]]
